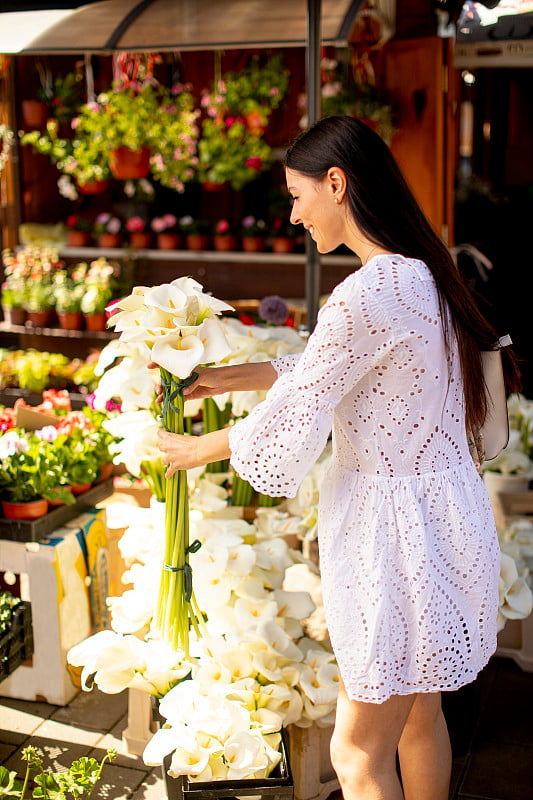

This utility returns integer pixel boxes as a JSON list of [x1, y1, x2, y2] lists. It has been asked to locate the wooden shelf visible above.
[[0, 322, 117, 340], [59, 245, 357, 268]]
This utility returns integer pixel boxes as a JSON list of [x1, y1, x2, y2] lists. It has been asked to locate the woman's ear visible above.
[[327, 166, 347, 204]]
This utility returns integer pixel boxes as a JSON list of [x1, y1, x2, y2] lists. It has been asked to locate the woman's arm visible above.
[[158, 428, 230, 478], [182, 362, 277, 401]]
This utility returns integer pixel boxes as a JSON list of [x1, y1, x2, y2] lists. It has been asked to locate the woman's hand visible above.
[[158, 427, 231, 478]]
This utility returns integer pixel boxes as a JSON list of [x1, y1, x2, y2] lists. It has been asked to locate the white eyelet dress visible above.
[[228, 254, 499, 703]]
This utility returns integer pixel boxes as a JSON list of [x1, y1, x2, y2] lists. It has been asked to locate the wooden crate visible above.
[[497, 611, 533, 672], [286, 724, 339, 800]]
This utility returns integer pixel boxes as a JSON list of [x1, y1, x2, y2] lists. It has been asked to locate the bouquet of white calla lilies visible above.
[[108, 277, 234, 655]]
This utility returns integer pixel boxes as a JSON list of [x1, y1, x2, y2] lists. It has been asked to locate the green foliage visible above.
[[0, 430, 76, 504], [197, 55, 289, 190], [0, 746, 117, 800], [0, 592, 18, 635]]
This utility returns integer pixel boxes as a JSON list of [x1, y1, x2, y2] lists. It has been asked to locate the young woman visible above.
[[158, 116, 521, 800]]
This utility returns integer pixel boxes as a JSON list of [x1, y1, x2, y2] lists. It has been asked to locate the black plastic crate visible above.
[[0, 478, 114, 542], [0, 600, 33, 682], [162, 728, 293, 800]]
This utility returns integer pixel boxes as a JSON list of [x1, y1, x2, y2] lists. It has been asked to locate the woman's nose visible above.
[[290, 209, 300, 225]]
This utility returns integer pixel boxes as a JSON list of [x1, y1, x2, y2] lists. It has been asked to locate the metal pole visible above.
[[305, 0, 321, 332]]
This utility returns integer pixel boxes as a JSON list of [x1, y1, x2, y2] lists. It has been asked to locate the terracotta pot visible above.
[[58, 311, 83, 330], [97, 462, 113, 482], [98, 233, 122, 248], [272, 237, 295, 254], [214, 235, 239, 252], [84, 313, 107, 332], [2, 306, 26, 326], [70, 482, 92, 495], [129, 232, 152, 249], [2, 497, 49, 520], [186, 233, 210, 251], [202, 181, 225, 192], [77, 178, 110, 195], [26, 310, 52, 327], [242, 236, 267, 253], [66, 230, 90, 247], [157, 232, 181, 250], [21, 99, 48, 129], [109, 146, 151, 179]]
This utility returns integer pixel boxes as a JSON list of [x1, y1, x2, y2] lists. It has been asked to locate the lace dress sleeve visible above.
[[272, 352, 302, 376], [228, 269, 399, 497]]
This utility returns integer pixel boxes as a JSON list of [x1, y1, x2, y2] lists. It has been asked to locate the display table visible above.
[[0, 508, 109, 705]]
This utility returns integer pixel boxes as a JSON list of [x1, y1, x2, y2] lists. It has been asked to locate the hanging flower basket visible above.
[[21, 99, 48, 130], [109, 146, 151, 179], [77, 178, 111, 195]]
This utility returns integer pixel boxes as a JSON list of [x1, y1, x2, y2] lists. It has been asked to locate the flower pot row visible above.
[[0, 463, 113, 521], [2, 307, 108, 332], [67, 232, 299, 254]]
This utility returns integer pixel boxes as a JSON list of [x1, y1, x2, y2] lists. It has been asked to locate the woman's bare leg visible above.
[[397, 692, 452, 800], [330, 679, 416, 800]]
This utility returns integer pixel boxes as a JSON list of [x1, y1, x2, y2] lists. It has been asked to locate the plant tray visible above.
[[0, 601, 34, 683], [0, 478, 114, 542], [163, 729, 293, 800]]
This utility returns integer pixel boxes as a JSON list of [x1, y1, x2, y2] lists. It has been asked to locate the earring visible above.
[[334, 197, 340, 204]]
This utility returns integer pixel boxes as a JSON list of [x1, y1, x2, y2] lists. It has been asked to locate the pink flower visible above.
[[71, 117, 80, 130], [216, 219, 230, 235], [126, 216, 146, 233], [245, 157, 263, 172]]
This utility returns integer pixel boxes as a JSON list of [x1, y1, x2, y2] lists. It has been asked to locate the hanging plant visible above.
[[197, 54, 289, 190]]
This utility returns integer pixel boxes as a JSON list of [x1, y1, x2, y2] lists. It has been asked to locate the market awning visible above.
[[0, 0, 361, 54]]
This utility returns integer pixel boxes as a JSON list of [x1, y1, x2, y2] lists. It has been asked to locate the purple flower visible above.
[[258, 295, 289, 325]]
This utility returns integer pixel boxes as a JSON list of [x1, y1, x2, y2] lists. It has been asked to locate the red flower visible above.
[[285, 316, 295, 327], [238, 313, 256, 326], [245, 157, 262, 172]]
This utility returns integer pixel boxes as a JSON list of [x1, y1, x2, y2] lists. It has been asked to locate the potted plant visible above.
[[213, 219, 239, 252], [76, 257, 118, 330], [151, 214, 181, 250], [241, 215, 268, 252], [0, 124, 14, 176], [93, 212, 123, 248], [270, 216, 298, 253], [0, 429, 75, 519], [21, 247, 63, 327], [147, 81, 200, 191], [179, 215, 210, 251], [78, 82, 160, 179], [125, 215, 151, 249], [52, 268, 85, 329], [197, 55, 289, 190], [1, 248, 29, 325], [65, 214, 92, 247], [20, 117, 111, 189]]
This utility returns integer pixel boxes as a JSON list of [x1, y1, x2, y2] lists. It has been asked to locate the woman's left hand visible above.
[[158, 430, 200, 478]]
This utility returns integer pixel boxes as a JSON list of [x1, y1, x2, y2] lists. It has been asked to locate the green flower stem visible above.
[[257, 493, 283, 507], [141, 458, 166, 502], [156, 368, 203, 656], [203, 397, 231, 473], [231, 472, 256, 507]]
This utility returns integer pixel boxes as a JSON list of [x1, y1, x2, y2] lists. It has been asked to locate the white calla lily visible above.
[[143, 723, 190, 765], [224, 731, 269, 779], [255, 620, 303, 662]]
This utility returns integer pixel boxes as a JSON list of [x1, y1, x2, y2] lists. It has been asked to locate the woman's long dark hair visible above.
[[285, 115, 521, 433]]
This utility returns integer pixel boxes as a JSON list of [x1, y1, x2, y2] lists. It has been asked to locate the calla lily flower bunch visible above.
[[107, 277, 234, 655]]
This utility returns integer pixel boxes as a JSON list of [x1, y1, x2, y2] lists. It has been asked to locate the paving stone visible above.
[[91, 729, 150, 771], [51, 689, 128, 732], [130, 769, 166, 800], [96, 762, 148, 800], [0, 703, 49, 737], [0, 742, 17, 763], [3, 736, 89, 778], [32, 718, 102, 747], [458, 740, 533, 800]]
